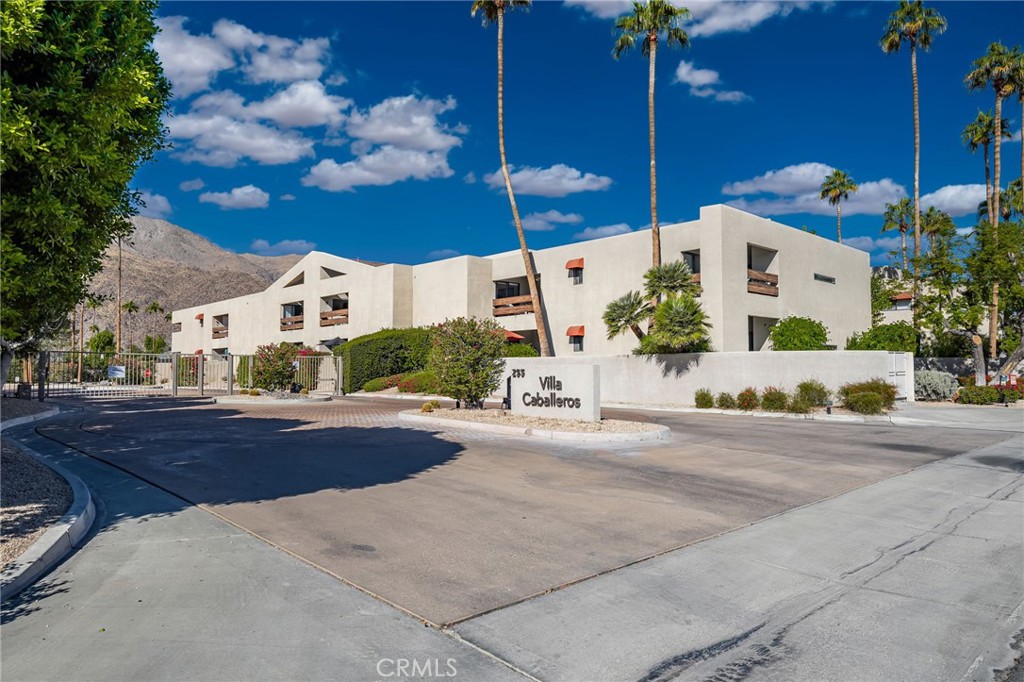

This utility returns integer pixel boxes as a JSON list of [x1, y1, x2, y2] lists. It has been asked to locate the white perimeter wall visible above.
[[501, 352, 914, 407]]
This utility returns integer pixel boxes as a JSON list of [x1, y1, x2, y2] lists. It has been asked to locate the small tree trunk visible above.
[[971, 334, 987, 386], [911, 44, 922, 333], [648, 35, 661, 270], [989, 94, 1003, 359]]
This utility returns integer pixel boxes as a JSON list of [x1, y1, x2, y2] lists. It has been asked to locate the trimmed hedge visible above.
[[503, 343, 540, 357], [337, 328, 432, 393]]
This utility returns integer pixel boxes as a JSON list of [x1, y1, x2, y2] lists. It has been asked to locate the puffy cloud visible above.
[[179, 178, 205, 192], [484, 164, 613, 198], [199, 184, 270, 209], [211, 19, 330, 85], [346, 95, 463, 152], [138, 191, 172, 219], [564, 1, 817, 37], [722, 162, 834, 196], [920, 184, 987, 217], [521, 210, 584, 232], [167, 111, 315, 167], [302, 147, 454, 192], [246, 80, 351, 128], [674, 61, 750, 103], [279, 193, 297, 201], [427, 248, 461, 260], [463, 171, 477, 184], [154, 17, 235, 98], [575, 223, 632, 240], [845, 236, 903, 254], [249, 238, 316, 256], [563, 0, 633, 19]]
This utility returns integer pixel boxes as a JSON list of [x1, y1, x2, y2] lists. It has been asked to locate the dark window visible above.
[[171, 322, 182, 333], [568, 268, 583, 285], [748, 316, 755, 352], [495, 281, 521, 299], [814, 273, 836, 284], [683, 250, 701, 274], [570, 336, 584, 352], [282, 302, 303, 318]]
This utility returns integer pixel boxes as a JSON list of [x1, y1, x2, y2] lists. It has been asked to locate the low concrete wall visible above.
[[501, 352, 913, 408]]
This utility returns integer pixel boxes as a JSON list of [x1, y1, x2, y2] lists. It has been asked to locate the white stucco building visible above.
[[171, 205, 872, 356]]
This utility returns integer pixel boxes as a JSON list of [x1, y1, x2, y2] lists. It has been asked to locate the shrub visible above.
[[503, 343, 540, 357], [838, 378, 897, 409], [956, 385, 1001, 405], [845, 322, 917, 352], [845, 392, 883, 415], [253, 343, 298, 391], [249, 388, 260, 397], [428, 317, 506, 406], [715, 392, 737, 409], [737, 387, 760, 411], [768, 316, 830, 351], [694, 388, 714, 408], [915, 370, 958, 402], [336, 327, 432, 393], [299, 388, 309, 395], [421, 399, 441, 413], [957, 375, 976, 387], [397, 370, 439, 394], [787, 394, 812, 414], [363, 377, 388, 392], [796, 379, 830, 406], [761, 386, 788, 411]]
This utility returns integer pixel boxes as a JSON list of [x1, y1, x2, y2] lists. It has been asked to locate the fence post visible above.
[[171, 353, 179, 397], [226, 353, 234, 396], [36, 351, 49, 402], [197, 355, 205, 397]]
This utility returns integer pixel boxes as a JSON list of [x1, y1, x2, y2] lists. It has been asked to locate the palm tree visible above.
[[643, 260, 701, 300], [881, 0, 946, 329], [921, 207, 954, 254], [819, 169, 858, 244], [639, 296, 712, 354], [961, 110, 1011, 225], [121, 300, 139, 351], [613, 0, 690, 270], [604, 261, 699, 342], [604, 290, 650, 341], [1012, 50, 1024, 187], [471, 0, 551, 357], [882, 198, 913, 270], [966, 41, 1022, 357]]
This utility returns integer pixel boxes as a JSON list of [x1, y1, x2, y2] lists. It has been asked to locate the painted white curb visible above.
[[399, 410, 672, 443], [0, 406, 61, 432]]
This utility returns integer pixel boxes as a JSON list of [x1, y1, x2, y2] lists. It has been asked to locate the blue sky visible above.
[[134, 1, 1023, 265]]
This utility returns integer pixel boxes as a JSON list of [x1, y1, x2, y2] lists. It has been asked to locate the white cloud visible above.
[[325, 73, 348, 86], [302, 146, 454, 192], [575, 223, 632, 240], [249, 238, 316, 256], [246, 80, 351, 128], [179, 178, 205, 192], [346, 95, 463, 152], [154, 17, 235, 98], [484, 164, 613, 198], [211, 19, 330, 85], [427, 248, 461, 260], [138, 191, 172, 219], [167, 111, 315, 167], [463, 171, 477, 184], [845, 235, 903, 254], [920, 184, 987, 217], [563, 0, 633, 19], [199, 184, 270, 210], [722, 162, 834, 196], [564, 1, 817, 37], [279, 193, 296, 201], [521, 210, 584, 232], [674, 60, 750, 103]]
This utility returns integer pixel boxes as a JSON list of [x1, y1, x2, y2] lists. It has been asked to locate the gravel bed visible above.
[[1, 397, 52, 422], [422, 408, 663, 433], [1, 439, 72, 569]]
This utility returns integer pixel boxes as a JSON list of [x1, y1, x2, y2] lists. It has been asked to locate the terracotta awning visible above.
[[504, 330, 525, 341], [566, 325, 585, 337], [891, 292, 913, 301], [195, 313, 204, 320], [565, 258, 584, 270], [194, 349, 203, 355]]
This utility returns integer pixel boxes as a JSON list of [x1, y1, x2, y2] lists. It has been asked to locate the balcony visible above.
[[320, 310, 349, 326], [747, 269, 779, 297], [280, 314, 304, 331], [493, 294, 534, 317], [212, 327, 229, 339]]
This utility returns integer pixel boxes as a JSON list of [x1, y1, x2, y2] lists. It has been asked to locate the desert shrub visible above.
[[845, 322, 917, 352], [428, 317, 506, 406], [716, 392, 737, 409], [503, 343, 540, 357], [845, 392, 883, 415], [300, 388, 309, 395], [336, 327, 432, 393], [956, 385, 1001, 405], [787, 394, 812, 413], [252, 343, 298, 391], [838, 378, 897, 409], [421, 399, 441, 413], [914, 370, 958, 402], [796, 379, 830, 406], [768, 316, 830, 351], [397, 370, 439, 394], [761, 386, 788, 411], [694, 388, 714, 408], [249, 388, 260, 397], [737, 387, 760, 411]]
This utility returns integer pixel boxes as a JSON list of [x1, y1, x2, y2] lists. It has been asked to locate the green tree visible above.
[[962, 110, 1011, 225], [967, 219, 1024, 379], [921, 206, 955, 254], [613, 0, 690, 270], [252, 343, 299, 391], [846, 322, 918, 352], [603, 290, 651, 341], [428, 317, 506, 407], [471, 0, 551, 358], [86, 329, 116, 354], [882, 198, 913, 270], [121, 300, 139, 352], [637, 296, 712, 354], [143, 335, 167, 354], [819, 169, 858, 244], [0, 0, 170, 380], [768, 316, 830, 351], [870, 271, 902, 326], [881, 0, 947, 318]]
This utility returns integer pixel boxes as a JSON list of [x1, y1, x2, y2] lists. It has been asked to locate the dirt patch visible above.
[[1, 397, 52, 423], [1, 439, 73, 569]]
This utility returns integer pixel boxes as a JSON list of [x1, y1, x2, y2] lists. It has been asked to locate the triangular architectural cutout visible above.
[[320, 266, 345, 279], [284, 271, 305, 288]]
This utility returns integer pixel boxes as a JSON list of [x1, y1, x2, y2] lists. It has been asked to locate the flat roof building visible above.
[[171, 205, 871, 356]]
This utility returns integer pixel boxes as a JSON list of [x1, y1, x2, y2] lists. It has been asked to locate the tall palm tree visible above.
[[961, 110, 1011, 225], [819, 169, 858, 244], [121, 300, 139, 351], [471, 0, 551, 357], [1012, 50, 1024, 187], [882, 198, 913, 270], [881, 0, 946, 329], [966, 41, 1022, 357], [921, 206, 954, 254], [613, 0, 690, 270]]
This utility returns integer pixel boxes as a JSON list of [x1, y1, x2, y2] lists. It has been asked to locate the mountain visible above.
[[77, 217, 302, 349]]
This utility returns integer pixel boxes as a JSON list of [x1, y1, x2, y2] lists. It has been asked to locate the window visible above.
[[570, 336, 584, 352], [814, 273, 836, 284], [281, 302, 303, 318], [683, 250, 701, 274], [171, 322, 182, 333], [568, 267, 583, 285], [495, 281, 521, 299]]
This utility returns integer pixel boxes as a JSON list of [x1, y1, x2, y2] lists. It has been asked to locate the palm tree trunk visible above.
[[989, 94, 1003, 359], [78, 303, 84, 384], [836, 203, 842, 244], [496, 7, 551, 357], [116, 237, 122, 354], [901, 230, 907, 271], [629, 324, 646, 340], [1020, 98, 1023, 189], [911, 44, 921, 332], [648, 36, 660, 269], [984, 141, 993, 225]]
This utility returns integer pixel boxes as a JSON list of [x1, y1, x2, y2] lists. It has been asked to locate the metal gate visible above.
[[887, 351, 909, 400], [41, 350, 176, 398]]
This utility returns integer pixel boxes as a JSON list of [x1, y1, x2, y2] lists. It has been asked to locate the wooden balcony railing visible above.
[[280, 314, 304, 331], [493, 294, 534, 317], [212, 327, 229, 339], [747, 269, 779, 297], [320, 310, 349, 326]]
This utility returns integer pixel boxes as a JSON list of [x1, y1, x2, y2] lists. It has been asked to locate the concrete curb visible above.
[[0, 405, 61, 432], [1, 441, 96, 602], [399, 410, 672, 443], [213, 395, 332, 405], [344, 392, 504, 406]]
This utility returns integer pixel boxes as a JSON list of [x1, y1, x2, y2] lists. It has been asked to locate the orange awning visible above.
[[566, 325, 585, 337], [891, 292, 913, 301], [195, 313, 204, 320], [565, 258, 584, 270], [194, 349, 203, 355], [504, 330, 525, 341]]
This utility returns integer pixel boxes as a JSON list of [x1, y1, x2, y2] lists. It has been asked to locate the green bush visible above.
[[768, 316, 830, 351], [502, 343, 540, 357], [428, 317, 506, 406], [914, 370, 958, 402], [336, 327, 432, 393], [737, 387, 760, 411], [398, 370, 439, 394], [845, 322, 917, 352], [253, 343, 298, 391], [956, 375, 976, 387], [694, 388, 714, 408], [956, 385, 1001, 405], [845, 392, 883, 415], [249, 388, 260, 397], [761, 386, 788, 411], [422, 399, 441, 413], [787, 394, 812, 413], [839, 378, 897, 409], [715, 392, 737, 409], [796, 379, 830, 406]]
